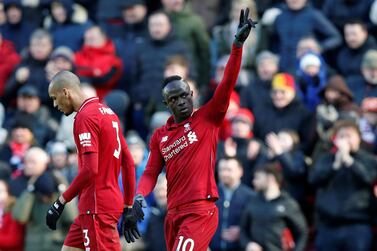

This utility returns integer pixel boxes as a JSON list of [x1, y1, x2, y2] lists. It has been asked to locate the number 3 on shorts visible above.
[[83, 229, 90, 250], [176, 236, 194, 251]]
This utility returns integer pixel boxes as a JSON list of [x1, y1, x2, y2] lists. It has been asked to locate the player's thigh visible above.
[[80, 213, 122, 251], [173, 206, 218, 251], [61, 245, 84, 251]]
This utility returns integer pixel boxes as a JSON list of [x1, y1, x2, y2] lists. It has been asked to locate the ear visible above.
[[62, 88, 69, 97], [190, 90, 193, 97], [162, 99, 168, 107]]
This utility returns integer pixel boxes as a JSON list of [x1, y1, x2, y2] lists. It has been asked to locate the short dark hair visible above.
[[165, 55, 189, 69], [332, 119, 361, 138], [344, 19, 368, 32], [255, 162, 283, 187], [162, 75, 183, 88], [217, 156, 243, 169]]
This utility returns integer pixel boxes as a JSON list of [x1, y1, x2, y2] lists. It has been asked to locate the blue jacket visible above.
[[273, 4, 341, 73], [210, 183, 254, 251]]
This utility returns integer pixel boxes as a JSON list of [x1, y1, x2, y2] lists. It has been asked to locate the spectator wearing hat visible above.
[[253, 73, 314, 153], [347, 49, 377, 105], [210, 156, 255, 251], [44, 0, 92, 52], [48, 141, 77, 184], [4, 29, 53, 107], [10, 147, 76, 251], [240, 50, 278, 118], [310, 120, 377, 251], [4, 85, 58, 147], [240, 162, 308, 251], [0, 32, 20, 97], [0, 115, 35, 172], [359, 97, 377, 154], [314, 75, 360, 158], [46, 46, 75, 83], [336, 20, 377, 79], [296, 52, 328, 112], [75, 25, 123, 100], [218, 108, 268, 187], [0, 0, 37, 53]]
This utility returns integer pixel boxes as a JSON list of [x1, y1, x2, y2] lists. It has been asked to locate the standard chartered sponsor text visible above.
[[162, 135, 189, 161]]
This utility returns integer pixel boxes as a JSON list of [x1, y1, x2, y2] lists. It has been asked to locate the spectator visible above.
[[103, 89, 130, 132], [359, 97, 377, 154], [0, 178, 25, 251], [309, 120, 377, 251], [322, 0, 374, 32], [4, 29, 53, 107], [347, 49, 377, 105], [296, 36, 323, 59], [131, 10, 189, 135], [253, 73, 314, 153], [74, 25, 123, 100], [0, 32, 20, 97], [265, 130, 308, 205], [144, 174, 168, 251], [164, 55, 190, 80], [0, 102, 7, 147], [210, 156, 254, 251], [44, 0, 92, 52], [0, 0, 37, 53], [272, 0, 341, 73], [0, 116, 35, 172], [4, 85, 58, 147], [45, 46, 75, 83], [162, 0, 211, 87], [240, 50, 279, 118], [47, 141, 77, 184], [126, 131, 148, 184], [10, 147, 76, 251], [336, 20, 377, 79], [212, 0, 260, 69], [314, 75, 360, 157], [296, 52, 328, 111], [240, 162, 308, 251]]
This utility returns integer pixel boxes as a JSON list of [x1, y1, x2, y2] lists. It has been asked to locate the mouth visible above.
[[180, 107, 189, 113]]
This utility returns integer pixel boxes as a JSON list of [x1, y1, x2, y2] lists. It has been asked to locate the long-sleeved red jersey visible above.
[[137, 45, 243, 210], [63, 97, 135, 215]]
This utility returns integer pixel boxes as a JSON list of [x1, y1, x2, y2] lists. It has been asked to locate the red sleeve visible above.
[[0, 212, 25, 248], [120, 136, 136, 206], [136, 132, 164, 197], [202, 44, 243, 125], [63, 152, 98, 202], [76, 114, 99, 154]]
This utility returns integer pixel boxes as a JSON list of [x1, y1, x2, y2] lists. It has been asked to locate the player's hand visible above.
[[133, 194, 147, 221], [122, 207, 141, 243], [234, 8, 258, 47], [46, 197, 65, 230]]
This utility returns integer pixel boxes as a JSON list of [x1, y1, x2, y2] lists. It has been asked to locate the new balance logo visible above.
[[161, 136, 168, 142], [79, 132, 92, 147], [187, 131, 198, 144]]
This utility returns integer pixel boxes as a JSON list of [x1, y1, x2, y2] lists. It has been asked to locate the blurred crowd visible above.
[[0, 0, 377, 250]]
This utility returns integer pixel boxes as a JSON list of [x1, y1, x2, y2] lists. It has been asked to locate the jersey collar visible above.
[[75, 97, 99, 117]]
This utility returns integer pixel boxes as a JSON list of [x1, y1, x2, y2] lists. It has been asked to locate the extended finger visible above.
[[239, 9, 244, 25], [244, 8, 249, 21], [248, 18, 258, 28], [132, 228, 141, 239], [124, 230, 131, 243]]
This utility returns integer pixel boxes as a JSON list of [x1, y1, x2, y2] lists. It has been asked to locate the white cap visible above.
[[300, 53, 321, 70]]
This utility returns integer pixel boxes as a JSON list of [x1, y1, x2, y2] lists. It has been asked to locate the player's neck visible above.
[[73, 93, 90, 112]]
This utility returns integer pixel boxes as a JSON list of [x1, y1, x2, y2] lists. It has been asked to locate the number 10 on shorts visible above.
[[176, 236, 194, 251]]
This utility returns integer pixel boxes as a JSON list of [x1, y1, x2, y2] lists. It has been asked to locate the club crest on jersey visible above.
[[188, 131, 198, 144], [79, 132, 92, 147], [184, 123, 191, 132], [161, 136, 168, 143]]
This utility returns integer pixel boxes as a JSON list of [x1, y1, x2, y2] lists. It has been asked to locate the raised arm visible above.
[[203, 8, 257, 125]]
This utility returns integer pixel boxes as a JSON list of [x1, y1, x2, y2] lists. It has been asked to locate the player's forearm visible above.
[[136, 169, 160, 197], [63, 152, 98, 202], [211, 45, 243, 112], [121, 141, 136, 206]]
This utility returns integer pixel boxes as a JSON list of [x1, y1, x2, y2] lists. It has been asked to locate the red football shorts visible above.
[[165, 200, 218, 251], [64, 213, 122, 251]]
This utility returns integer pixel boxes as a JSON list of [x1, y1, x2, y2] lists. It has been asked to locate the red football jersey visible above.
[[65, 97, 134, 215], [137, 45, 243, 209]]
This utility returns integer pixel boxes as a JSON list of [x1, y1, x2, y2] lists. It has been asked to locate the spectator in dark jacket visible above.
[[0, 0, 37, 53], [322, 0, 374, 32], [337, 20, 377, 79], [3, 29, 53, 107], [132, 10, 189, 109], [210, 156, 254, 251], [240, 162, 308, 251], [272, 0, 341, 73], [0, 33, 20, 97], [309, 120, 377, 251], [44, 0, 92, 52], [346, 49, 377, 105], [253, 73, 314, 153], [359, 97, 377, 154]]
